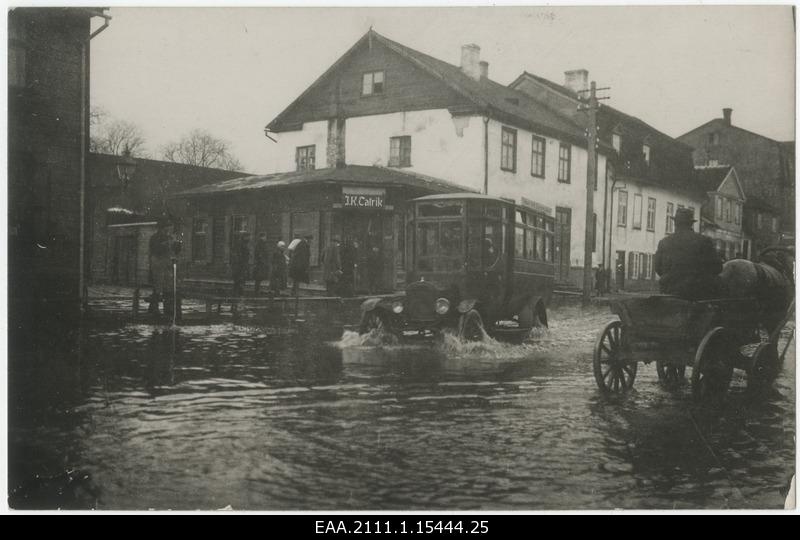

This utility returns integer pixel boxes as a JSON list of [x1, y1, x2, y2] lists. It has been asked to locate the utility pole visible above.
[[578, 81, 609, 306]]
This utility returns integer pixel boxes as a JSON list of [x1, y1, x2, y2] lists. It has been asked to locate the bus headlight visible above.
[[435, 298, 450, 315], [392, 301, 404, 314]]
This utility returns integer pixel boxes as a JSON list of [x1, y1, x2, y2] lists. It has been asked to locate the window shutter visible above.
[[248, 214, 257, 264], [184, 217, 193, 263], [206, 216, 214, 263], [628, 252, 634, 279], [224, 215, 232, 263]]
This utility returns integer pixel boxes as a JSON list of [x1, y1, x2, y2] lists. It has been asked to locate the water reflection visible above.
[[7, 308, 795, 510]]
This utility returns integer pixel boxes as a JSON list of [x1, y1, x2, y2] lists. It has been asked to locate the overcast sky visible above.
[[89, 5, 795, 174]]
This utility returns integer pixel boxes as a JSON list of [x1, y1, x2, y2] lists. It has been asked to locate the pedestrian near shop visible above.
[[148, 219, 172, 315], [339, 238, 357, 297], [289, 234, 311, 296], [253, 232, 270, 295], [366, 245, 382, 294], [321, 237, 342, 296], [270, 240, 287, 295]]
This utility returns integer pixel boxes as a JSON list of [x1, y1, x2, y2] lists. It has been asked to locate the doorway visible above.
[[112, 235, 138, 286], [554, 207, 571, 283], [341, 211, 394, 293]]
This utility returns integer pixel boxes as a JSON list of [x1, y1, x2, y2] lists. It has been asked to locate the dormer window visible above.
[[362, 71, 385, 96], [708, 132, 720, 145], [612, 133, 621, 153], [642, 143, 651, 166]]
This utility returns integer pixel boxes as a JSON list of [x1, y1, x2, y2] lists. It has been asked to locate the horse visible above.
[[718, 246, 794, 338]]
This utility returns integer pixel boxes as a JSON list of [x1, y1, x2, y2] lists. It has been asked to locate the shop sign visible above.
[[342, 187, 386, 209]]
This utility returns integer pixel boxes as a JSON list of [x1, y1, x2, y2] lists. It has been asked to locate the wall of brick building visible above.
[[8, 9, 92, 311]]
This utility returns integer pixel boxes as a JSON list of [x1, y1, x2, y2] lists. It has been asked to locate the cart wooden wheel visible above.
[[747, 342, 779, 391], [656, 360, 686, 387], [459, 309, 486, 342], [691, 327, 734, 402], [593, 320, 637, 393]]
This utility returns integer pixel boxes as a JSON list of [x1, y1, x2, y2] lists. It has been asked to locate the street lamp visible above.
[[116, 148, 137, 190]]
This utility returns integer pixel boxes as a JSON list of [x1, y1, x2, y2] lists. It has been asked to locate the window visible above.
[[617, 190, 628, 227], [708, 132, 720, 145], [389, 136, 411, 167], [612, 133, 621, 153], [501, 127, 517, 172], [734, 203, 741, 225], [558, 143, 571, 183], [724, 199, 732, 223], [642, 144, 651, 166], [756, 212, 763, 229], [362, 71, 384, 95], [531, 135, 546, 177], [666, 202, 674, 233], [632, 194, 643, 230], [646, 197, 656, 231], [296, 145, 315, 171], [192, 217, 209, 261], [715, 196, 723, 220], [772, 217, 778, 232]]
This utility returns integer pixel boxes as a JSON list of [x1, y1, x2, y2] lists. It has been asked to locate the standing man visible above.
[[270, 240, 287, 296], [594, 263, 606, 297], [366, 245, 382, 294], [654, 208, 723, 300], [148, 219, 172, 315], [253, 232, 270, 295], [231, 234, 250, 297], [321, 236, 342, 296], [339, 238, 357, 297], [289, 234, 311, 296]]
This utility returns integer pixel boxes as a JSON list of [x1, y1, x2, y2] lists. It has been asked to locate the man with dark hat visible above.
[[654, 207, 723, 300]]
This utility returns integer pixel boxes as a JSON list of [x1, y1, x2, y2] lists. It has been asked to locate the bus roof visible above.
[[412, 193, 514, 204], [412, 193, 552, 215]]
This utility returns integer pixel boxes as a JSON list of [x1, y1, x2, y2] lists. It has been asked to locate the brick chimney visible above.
[[460, 44, 481, 80], [564, 69, 589, 95], [479, 60, 489, 79], [723, 108, 733, 126]]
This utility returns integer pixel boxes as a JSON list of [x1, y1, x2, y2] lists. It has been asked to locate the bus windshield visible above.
[[416, 220, 464, 272]]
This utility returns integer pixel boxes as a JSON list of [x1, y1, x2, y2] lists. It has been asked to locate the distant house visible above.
[[8, 7, 110, 314], [692, 165, 746, 261], [743, 196, 783, 260], [678, 108, 795, 236], [88, 153, 248, 287], [509, 72, 700, 291]]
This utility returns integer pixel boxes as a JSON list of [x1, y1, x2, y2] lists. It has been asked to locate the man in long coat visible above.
[[253, 232, 270, 295], [654, 208, 723, 300], [321, 237, 342, 296], [289, 234, 311, 296]]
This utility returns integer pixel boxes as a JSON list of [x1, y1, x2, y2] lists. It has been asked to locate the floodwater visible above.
[[8, 304, 795, 510]]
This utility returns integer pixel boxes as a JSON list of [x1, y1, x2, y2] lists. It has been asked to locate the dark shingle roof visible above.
[[692, 165, 733, 193], [173, 165, 477, 198]]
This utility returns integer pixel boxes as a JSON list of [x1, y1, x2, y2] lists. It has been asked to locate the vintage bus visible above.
[[359, 193, 555, 341]]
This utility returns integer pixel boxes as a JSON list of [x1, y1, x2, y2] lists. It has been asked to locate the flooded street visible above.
[[8, 303, 795, 510]]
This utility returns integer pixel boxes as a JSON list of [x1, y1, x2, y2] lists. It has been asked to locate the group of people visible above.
[[231, 233, 312, 297], [229, 234, 383, 298]]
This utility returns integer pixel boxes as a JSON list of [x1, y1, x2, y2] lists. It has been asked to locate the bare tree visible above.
[[161, 129, 243, 171], [91, 112, 148, 157]]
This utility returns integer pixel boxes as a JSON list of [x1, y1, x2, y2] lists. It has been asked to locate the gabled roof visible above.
[[173, 165, 477, 198], [692, 165, 746, 200], [679, 117, 794, 148], [267, 30, 604, 151]]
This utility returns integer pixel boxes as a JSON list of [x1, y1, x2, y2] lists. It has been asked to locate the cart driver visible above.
[[654, 207, 723, 300]]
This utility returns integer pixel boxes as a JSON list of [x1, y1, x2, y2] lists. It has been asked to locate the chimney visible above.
[[460, 44, 481, 80], [479, 60, 489, 79], [564, 69, 589, 95], [723, 108, 733, 126]]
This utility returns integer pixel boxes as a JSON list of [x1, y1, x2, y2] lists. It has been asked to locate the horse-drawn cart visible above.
[[593, 295, 794, 400]]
